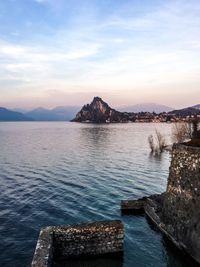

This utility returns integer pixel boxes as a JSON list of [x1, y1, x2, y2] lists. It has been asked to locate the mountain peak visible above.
[[90, 97, 111, 113], [72, 97, 116, 123], [92, 96, 103, 102]]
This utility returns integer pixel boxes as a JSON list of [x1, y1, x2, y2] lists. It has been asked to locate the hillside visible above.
[[0, 107, 33, 121], [26, 106, 79, 121], [169, 106, 200, 117]]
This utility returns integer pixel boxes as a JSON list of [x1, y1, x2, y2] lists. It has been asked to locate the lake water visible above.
[[0, 122, 192, 267]]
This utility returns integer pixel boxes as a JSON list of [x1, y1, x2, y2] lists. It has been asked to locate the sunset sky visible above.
[[0, 0, 200, 109]]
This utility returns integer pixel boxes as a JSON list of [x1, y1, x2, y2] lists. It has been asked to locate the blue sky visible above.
[[0, 0, 200, 108]]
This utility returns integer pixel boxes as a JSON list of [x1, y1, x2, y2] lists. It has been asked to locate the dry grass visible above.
[[171, 122, 192, 143]]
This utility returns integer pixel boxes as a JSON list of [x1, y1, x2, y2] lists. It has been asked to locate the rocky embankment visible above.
[[122, 143, 200, 264]]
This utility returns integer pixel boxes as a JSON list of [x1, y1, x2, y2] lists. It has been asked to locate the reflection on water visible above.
[[148, 151, 169, 162], [0, 122, 192, 266]]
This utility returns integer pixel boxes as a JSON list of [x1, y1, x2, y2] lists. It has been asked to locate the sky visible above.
[[0, 0, 200, 109]]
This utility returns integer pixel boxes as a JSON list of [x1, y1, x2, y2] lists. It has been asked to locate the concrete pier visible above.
[[121, 197, 146, 215], [121, 194, 163, 215]]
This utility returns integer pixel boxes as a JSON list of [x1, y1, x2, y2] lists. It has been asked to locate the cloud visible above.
[[0, 43, 28, 58], [0, 38, 101, 87]]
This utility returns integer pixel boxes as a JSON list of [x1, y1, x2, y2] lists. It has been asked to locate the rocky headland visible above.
[[71, 96, 135, 123], [72, 97, 200, 123]]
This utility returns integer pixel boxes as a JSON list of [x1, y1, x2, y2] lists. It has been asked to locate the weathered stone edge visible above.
[[174, 143, 200, 152], [31, 226, 54, 267]]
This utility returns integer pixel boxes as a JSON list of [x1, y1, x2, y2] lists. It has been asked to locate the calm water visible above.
[[0, 122, 192, 267]]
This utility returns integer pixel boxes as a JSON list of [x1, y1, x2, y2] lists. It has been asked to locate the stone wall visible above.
[[53, 220, 123, 260], [31, 220, 124, 267], [162, 143, 200, 263]]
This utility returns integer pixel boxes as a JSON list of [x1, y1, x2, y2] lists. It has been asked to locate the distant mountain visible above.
[[12, 108, 29, 114], [51, 106, 80, 120], [118, 103, 173, 113], [192, 104, 200, 110], [26, 106, 80, 121], [169, 106, 200, 117], [26, 108, 54, 121], [0, 107, 33, 121]]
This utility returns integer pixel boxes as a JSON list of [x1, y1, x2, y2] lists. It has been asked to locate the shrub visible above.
[[155, 129, 166, 153], [148, 134, 155, 152], [148, 130, 167, 154]]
